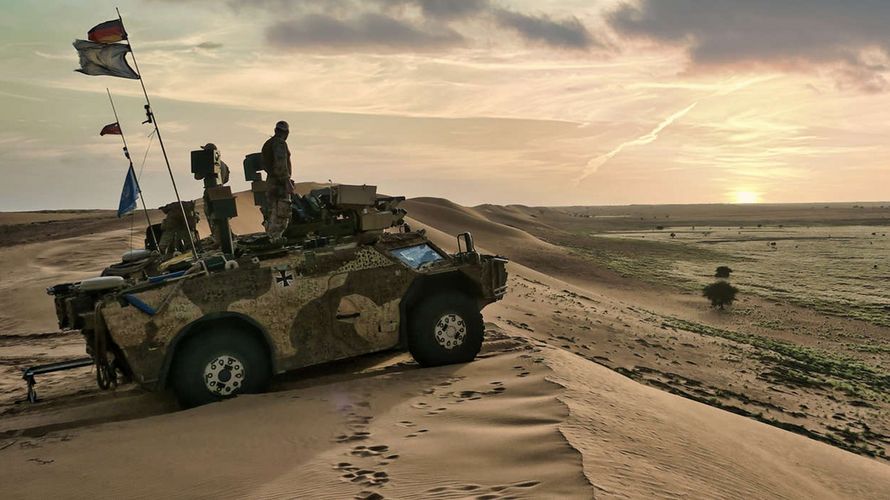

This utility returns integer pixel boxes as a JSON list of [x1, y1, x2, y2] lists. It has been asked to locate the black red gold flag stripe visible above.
[[88, 19, 127, 44]]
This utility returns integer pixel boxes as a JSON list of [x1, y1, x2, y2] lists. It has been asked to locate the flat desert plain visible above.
[[0, 189, 888, 499]]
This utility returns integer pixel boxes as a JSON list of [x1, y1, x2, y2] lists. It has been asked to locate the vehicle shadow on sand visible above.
[[0, 328, 518, 440]]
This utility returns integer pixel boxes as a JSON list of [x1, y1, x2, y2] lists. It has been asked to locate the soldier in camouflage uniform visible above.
[[158, 200, 198, 259], [261, 121, 293, 240], [199, 143, 230, 247]]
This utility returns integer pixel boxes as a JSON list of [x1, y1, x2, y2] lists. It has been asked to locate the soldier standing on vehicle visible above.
[[158, 200, 198, 259], [199, 143, 230, 247], [261, 121, 293, 240]]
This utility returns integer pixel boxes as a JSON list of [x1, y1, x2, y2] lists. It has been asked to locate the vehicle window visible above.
[[390, 244, 444, 269]]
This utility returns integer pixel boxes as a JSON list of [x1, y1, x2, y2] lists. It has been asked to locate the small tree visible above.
[[714, 266, 733, 278], [703, 281, 739, 310]]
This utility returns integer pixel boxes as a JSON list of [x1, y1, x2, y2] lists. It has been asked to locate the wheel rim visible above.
[[203, 355, 246, 396], [434, 313, 467, 350]]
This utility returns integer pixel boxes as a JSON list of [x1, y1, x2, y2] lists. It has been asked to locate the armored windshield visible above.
[[390, 244, 444, 269]]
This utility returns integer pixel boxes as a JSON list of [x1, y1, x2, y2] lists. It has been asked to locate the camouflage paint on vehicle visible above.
[[100, 236, 430, 387]]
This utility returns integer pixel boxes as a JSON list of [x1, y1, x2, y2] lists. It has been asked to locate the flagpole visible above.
[[115, 7, 198, 259], [106, 88, 158, 250]]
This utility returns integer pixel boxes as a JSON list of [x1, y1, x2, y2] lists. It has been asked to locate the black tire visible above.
[[170, 328, 271, 408], [408, 292, 484, 367]]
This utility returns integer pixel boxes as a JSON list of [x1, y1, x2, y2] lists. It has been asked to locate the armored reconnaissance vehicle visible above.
[[43, 146, 508, 407]]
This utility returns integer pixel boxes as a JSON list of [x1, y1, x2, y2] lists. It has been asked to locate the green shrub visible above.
[[715, 266, 733, 278], [703, 281, 739, 309]]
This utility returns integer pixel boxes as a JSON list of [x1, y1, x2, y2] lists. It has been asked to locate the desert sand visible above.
[[1, 187, 888, 499]]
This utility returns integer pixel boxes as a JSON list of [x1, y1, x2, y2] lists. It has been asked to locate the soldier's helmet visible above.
[[201, 143, 217, 151]]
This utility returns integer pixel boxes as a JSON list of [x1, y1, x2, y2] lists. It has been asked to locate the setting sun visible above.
[[732, 191, 761, 204]]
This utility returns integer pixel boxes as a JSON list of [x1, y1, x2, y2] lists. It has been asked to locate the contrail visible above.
[[575, 102, 698, 185]]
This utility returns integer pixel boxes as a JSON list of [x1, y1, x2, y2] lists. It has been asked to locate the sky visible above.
[[1, 0, 889, 210]]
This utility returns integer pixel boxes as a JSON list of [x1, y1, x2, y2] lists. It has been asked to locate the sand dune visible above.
[[1, 340, 593, 499], [549, 344, 889, 499], [4, 318, 886, 499], [404, 198, 627, 289], [1, 188, 888, 498], [0, 229, 136, 335]]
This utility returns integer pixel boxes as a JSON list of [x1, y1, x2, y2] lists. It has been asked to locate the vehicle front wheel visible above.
[[170, 328, 271, 408], [408, 292, 484, 367]]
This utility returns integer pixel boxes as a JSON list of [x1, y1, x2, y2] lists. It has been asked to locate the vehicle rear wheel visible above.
[[170, 328, 271, 408], [408, 292, 483, 367]]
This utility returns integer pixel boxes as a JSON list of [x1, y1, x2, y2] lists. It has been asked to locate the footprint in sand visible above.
[[354, 491, 384, 500], [417, 379, 509, 410], [453, 390, 484, 401], [335, 431, 371, 443], [335, 408, 375, 443], [350, 444, 391, 458], [335, 462, 390, 488], [337, 436, 399, 489], [346, 414, 373, 428], [426, 484, 483, 494], [424, 480, 541, 499]]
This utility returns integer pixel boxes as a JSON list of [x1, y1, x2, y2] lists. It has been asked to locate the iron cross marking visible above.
[[275, 269, 294, 288]]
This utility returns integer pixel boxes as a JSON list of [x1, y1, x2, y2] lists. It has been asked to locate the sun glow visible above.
[[732, 191, 761, 204]]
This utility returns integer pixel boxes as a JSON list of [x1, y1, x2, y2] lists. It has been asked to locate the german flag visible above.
[[100, 122, 122, 136], [88, 19, 127, 44]]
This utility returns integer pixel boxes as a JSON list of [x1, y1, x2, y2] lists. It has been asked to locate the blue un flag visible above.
[[117, 165, 139, 218]]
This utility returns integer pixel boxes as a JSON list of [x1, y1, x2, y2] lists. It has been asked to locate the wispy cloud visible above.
[[267, 12, 464, 52], [575, 102, 697, 184], [492, 8, 599, 50], [607, 0, 890, 92], [0, 89, 44, 101]]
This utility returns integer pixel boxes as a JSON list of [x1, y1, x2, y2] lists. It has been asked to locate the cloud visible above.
[[0, 89, 45, 102], [380, 0, 490, 20], [494, 8, 598, 50], [196, 41, 223, 50], [266, 12, 464, 52], [213, 0, 601, 53], [607, 0, 890, 92], [224, 0, 490, 19], [575, 102, 697, 184]]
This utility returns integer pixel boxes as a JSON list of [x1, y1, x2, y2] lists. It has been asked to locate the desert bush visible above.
[[715, 266, 733, 278], [703, 281, 739, 309]]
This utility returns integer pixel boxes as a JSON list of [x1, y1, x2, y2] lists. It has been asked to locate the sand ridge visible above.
[[1, 188, 889, 498]]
